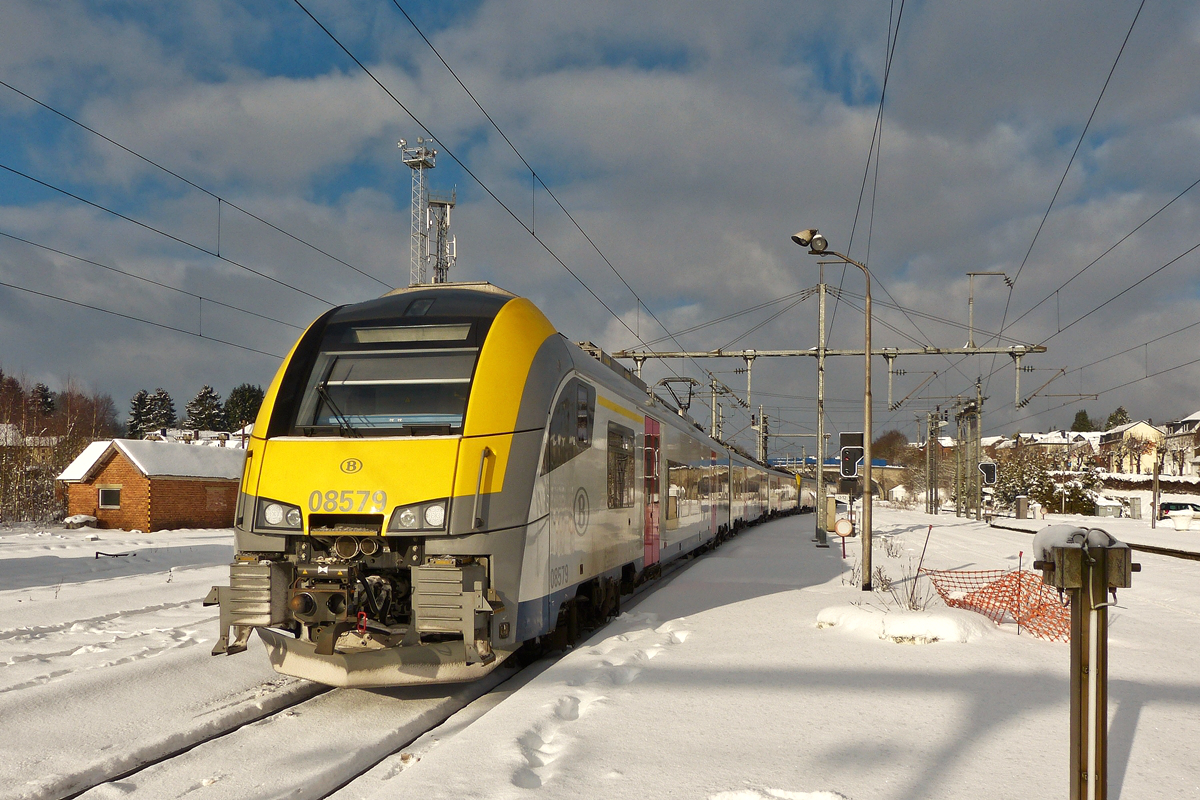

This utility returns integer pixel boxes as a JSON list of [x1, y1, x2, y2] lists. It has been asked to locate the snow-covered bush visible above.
[[995, 446, 1101, 514]]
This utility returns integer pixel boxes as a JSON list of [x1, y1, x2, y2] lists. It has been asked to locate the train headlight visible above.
[[423, 503, 446, 528], [387, 499, 449, 532], [255, 497, 303, 531]]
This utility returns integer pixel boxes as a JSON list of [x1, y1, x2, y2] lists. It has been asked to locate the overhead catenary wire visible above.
[[0, 162, 335, 307], [0, 229, 303, 331], [963, 234, 1200, 411], [292, 0, 773, 440], [819, 0, 978, 386], [984, 0, 1147, 393], [1001, 173, 1200, 337], [0, 78, 394, 291], [0, 278, 283, 359], [385, 1, 720, 387]]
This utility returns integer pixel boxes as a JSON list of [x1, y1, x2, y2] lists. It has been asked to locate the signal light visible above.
[[840, 446, 864, 479], [979, 462, 998, 485]]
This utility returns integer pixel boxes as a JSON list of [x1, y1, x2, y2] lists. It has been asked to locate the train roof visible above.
[[328, 282, 518, 325]]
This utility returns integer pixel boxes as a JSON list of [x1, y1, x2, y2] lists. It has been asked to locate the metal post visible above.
[[967, 272, 976, 349], [756, 404, 764, 462], [861, 267, 873, 590], [1151, 458, 1159, 529], [955, 406, 964, 517], [926, 412, 934, 515], [710, 379, 717, 439], [815, 279, 828, 547], [975, 381, 984, 522], [1036, 535, 1139, 800], [745, 352, 756, 408], [1069, 550, 1110, 800]]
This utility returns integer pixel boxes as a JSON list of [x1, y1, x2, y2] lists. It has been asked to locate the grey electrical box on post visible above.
[[1030, 525, 1141, 800]]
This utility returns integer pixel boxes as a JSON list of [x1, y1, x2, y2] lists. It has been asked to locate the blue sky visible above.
[[3, 0, 1200, 451]]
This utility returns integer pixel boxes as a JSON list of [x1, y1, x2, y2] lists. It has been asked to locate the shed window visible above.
[[98, 487, 121, 509]]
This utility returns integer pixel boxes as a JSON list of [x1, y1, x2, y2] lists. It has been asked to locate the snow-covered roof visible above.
[[981, 435, 1006, 447], [57, 441, 112, 482], [58, 439, 246, 482]]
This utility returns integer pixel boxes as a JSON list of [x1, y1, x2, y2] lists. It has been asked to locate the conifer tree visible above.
[[147, 388, 177, 431], [223, 383, 265, 432], [184, 385, 225, 431], [1105, 406, 1131, 431], [1070, 410, 1095, 432], [127, 390, 151, 438], [29, 383, 55, 416]]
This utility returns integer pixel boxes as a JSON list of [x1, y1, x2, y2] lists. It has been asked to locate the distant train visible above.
[[206, 283, 798, 687]]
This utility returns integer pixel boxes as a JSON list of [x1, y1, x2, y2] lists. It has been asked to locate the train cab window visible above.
[[288, 321, 484, 437], [607, 422, 635, 508], [543, 378, 595, 473]]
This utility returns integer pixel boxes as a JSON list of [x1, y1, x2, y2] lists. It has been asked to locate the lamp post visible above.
[[792, 229, 873, 590]]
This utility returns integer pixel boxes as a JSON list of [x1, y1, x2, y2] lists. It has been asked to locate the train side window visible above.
[[576, 382, 595, 446], [607, 422, 635, 508], [543, 378, 595, 474]]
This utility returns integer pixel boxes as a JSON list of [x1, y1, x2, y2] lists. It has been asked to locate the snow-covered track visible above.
[[59, 550, 697, 799], [59, 682, 331, 800], [64, 658, 518, 799]]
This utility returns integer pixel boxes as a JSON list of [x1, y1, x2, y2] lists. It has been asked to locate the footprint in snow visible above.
[[709, 790, 852, 800]]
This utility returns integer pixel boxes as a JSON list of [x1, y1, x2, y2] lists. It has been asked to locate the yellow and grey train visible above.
[[206, 282, 798, 687]]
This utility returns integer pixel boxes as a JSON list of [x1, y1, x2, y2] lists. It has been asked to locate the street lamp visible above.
[[792, 229, 874, 590]]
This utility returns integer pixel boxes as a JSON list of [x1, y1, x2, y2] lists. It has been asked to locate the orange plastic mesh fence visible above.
[[920, 568, 1071, 643]]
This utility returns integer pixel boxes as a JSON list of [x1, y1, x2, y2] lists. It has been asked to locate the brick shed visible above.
[[58, 439, 246, 531]]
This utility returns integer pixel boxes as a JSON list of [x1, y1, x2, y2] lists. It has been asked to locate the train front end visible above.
[[205, 283, 560, 687]]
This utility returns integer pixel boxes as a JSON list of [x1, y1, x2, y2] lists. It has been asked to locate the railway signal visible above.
[[978, 462, 997, 485], [840, 446, 864, 479]]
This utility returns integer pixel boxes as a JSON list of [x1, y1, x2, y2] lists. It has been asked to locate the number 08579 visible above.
[[308, 489, 388, 513]]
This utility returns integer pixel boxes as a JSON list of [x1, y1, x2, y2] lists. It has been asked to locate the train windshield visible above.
[[290, 322, 481, 436]]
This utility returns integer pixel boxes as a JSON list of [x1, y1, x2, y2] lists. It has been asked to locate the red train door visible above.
[[644, 418, 661, 566]]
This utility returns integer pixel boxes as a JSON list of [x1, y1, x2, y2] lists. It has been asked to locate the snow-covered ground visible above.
[[2, 509, 1197, 799]]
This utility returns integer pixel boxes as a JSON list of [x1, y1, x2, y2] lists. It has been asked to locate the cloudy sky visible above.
[[2, 0, 1199, 453]]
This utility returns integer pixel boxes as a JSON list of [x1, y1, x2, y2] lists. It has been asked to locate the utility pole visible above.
[[955, 402, 965, 517], [745, 352, 756, 408], [925, 411, 935, 514], [975, 379, 984, 521], [710, 379, 718, 439], [815, 276, 828, 546]]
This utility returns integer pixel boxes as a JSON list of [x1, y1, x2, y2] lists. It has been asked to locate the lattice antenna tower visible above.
[[428, 187, 457, 284], [398, 137, 436, 285]]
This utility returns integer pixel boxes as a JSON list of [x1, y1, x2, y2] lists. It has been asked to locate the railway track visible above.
[[989, 520, 1200, 562], [53, 528, 713, 800]]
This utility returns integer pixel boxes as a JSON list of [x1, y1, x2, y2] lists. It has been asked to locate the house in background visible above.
[[1162, 410, 1200, 476], [1099, 421, 1164, 475], [57, 439, 246, 531]]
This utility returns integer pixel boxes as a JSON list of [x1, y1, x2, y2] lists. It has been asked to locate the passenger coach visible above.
[[207, 282, 797, 686]]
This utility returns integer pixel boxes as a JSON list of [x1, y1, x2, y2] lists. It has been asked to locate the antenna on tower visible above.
[[398, 137, 436, 285], [427, 187, 456, 284]]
